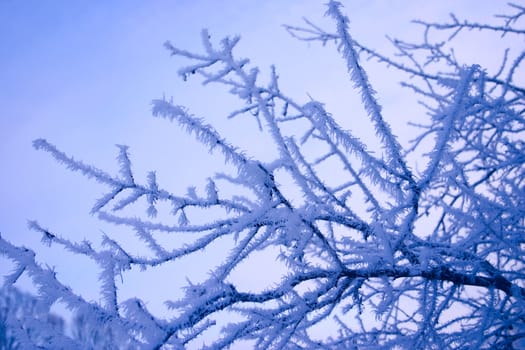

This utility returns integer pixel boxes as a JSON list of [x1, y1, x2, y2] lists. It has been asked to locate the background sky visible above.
[[0, 0, 519, 343]]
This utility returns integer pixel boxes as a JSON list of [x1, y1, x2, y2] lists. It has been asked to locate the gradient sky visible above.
[[0, 0, 518, 343]]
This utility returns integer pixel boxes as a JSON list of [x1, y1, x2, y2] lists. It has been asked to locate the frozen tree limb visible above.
[[1, 1, 524, 349]]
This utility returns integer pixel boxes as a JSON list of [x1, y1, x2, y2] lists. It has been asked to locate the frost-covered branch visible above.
[[1, 1, 524, 349]]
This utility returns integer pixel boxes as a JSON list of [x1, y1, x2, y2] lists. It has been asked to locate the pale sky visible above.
[[0, 0, 517, 342]]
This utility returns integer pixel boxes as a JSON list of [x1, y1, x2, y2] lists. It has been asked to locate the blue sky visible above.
[[0, 0, 517, 336]]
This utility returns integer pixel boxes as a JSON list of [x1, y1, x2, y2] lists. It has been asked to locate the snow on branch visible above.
[[2, 2, 524, 349]]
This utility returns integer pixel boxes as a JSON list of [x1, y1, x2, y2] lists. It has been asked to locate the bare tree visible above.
[[0, 284, 118, 349], [0, 285, 67, 349], [1, 1, 524, 349]]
